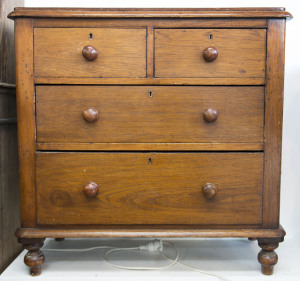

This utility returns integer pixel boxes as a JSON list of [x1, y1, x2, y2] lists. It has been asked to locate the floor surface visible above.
[[1, 237, 299, 281]]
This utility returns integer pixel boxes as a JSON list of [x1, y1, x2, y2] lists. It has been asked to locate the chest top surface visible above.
[[8, 7, 292, 19]]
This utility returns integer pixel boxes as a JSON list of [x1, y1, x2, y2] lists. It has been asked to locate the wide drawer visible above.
[[36, 86, 264, 144], [34, 28, 146, 78], [155, 29, 266, 78], [36, 152, 263, 225]]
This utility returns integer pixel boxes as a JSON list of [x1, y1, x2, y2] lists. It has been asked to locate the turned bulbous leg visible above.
[[20, 239, 45, 276], [257, 239, 281, 275]]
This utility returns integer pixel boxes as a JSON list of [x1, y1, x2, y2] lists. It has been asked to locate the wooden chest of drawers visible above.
[[8, 7, 292, 276]]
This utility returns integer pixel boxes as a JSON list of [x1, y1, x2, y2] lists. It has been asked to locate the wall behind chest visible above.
[[0, 0, 23, 273]]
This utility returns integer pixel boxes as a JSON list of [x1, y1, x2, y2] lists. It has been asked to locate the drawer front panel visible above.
[[34, 28, 146, 78], [155, 29, 266, 78], [36, 152, 263, 225], [36, 86, 264, 144]]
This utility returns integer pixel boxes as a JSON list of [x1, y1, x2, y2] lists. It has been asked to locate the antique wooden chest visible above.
[[8, 7, 292, 276]]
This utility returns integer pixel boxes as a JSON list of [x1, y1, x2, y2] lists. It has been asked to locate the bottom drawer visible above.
[[36, 153, 263, 225]]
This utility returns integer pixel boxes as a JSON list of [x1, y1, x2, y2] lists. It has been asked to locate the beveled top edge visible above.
[[8, 7, 292, 20], [11, 7, 288, 11]]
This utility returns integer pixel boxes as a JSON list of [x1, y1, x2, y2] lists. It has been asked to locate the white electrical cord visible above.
[[43, 245, 137, 252], [160, 250, 230, 281], [104, 240, 179, 270], [43, 239, 230, 281]]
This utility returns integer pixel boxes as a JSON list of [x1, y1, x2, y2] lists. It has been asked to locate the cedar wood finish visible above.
[[8, 7, 292, 276]]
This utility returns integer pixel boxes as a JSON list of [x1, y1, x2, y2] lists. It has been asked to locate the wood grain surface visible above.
[[8, 8, 293, 20], [9, 8, 291, 276], [155, 29, 266, 78], [262, 20, 286, 228], [146, 26, 154, 77], [16, 225, 286, 239], [36, 152, 263, 225], [36, 142, 264, 151], [34, 77, 265, 85], [33, 18, 268, 29], [36, 86, 264, 144], [15, 18, 36, 227], [34, 28, 146, 78]]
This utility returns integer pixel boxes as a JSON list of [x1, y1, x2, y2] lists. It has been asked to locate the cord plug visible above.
[[139, 239, 163, 252]]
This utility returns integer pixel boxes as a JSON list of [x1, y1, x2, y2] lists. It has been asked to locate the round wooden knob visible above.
[[82, 108, 98, 122], [202, 183, 217, 199], [203, 109, 218, 122], [82, 45, 98, 61], [83, 182, 98, 198], [203, 46, 218, 62]]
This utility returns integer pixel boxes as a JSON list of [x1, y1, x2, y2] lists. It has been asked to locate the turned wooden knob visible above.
[[83, 182, 99, 198], [203, 108, 218, 122], [203, 46, 218, 62], [82, 108, 98, 122], [82, 45, 98, 61], [202, 183, 217, 199]]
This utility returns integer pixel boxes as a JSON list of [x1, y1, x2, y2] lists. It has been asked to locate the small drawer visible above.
[[36, 86, 264, 144], [36, 152, 263, 225], [34, 28, 146, 78], [154, 29, 266, 78]]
